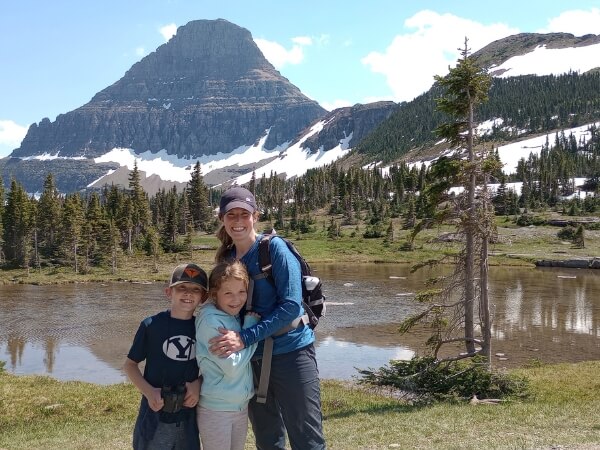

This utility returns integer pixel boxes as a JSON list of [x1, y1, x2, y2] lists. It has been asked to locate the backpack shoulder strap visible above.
[[247, 234, 274, 311], [257, 234, 274, 280], [251, 234, 310, 404]]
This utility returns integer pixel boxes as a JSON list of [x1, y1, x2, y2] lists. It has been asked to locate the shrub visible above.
[[557, 225, 577, 241], [516, 214, 545, 226], [357, 355, 529, 404]]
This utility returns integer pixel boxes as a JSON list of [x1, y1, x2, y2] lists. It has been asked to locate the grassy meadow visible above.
[[2, 361, 600, 449]]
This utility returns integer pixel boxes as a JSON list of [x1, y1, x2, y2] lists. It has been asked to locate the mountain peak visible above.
[[92, 18, 286, 104], [14, 19, 325, 160]]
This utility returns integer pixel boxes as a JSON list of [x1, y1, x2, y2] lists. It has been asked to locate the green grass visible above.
[[2, 361, 600, 449]]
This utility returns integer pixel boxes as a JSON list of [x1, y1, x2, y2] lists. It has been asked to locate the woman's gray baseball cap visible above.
[[219, 186, 257, 216]]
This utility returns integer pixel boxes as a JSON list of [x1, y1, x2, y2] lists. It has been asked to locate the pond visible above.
[[1, 264, 599, 384]]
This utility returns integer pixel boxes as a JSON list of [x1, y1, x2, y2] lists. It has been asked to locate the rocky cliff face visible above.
[[13, 19, 326, 159], [301, 101, 397, 153]]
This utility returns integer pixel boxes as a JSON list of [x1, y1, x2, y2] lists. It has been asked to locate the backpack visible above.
[[248, 231, 326, 403], [256, 232, 326, 329]]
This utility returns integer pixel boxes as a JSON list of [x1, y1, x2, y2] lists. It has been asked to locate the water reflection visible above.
[[1, 265, 600, 384]]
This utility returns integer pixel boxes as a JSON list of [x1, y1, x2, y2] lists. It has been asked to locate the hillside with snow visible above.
[[11, 35, 600, 194]]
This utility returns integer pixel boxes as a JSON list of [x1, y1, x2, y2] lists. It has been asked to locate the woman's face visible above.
[[221, 207, 256, 242]]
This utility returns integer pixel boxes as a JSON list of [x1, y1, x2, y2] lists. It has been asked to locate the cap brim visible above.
[[221, 201, 255, 214], [169, 280, 208, 289]]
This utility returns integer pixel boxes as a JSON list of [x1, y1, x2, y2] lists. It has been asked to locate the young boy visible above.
[[124, 263, 208, 450]]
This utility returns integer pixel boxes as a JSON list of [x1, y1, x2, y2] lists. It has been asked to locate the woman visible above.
[[208, 186, 326, 450]]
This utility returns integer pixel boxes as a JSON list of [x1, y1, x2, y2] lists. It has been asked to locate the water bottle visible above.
[[303, 276, 320, 291]]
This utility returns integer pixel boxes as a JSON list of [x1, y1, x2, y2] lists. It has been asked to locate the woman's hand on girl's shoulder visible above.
[[209, 328, 245, 357]]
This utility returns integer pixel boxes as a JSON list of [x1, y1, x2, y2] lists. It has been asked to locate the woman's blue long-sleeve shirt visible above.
[[237, 234, 315, 358]]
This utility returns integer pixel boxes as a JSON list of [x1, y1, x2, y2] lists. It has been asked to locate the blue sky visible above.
[[1, 0, 599, 157]]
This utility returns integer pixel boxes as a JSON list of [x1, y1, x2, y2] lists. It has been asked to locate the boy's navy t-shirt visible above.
[[128, 310, 199, 388]]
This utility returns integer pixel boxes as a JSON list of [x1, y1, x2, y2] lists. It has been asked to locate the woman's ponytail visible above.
[[215, 225, 233, 263]]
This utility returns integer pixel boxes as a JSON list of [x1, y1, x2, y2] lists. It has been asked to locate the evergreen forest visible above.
[[1, 121, 599, 272], [356, 72, 600, 162]]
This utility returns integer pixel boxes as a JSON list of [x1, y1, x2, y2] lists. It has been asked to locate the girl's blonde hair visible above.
[[208, 260, 249, 302], [214, 211, 260, 262]]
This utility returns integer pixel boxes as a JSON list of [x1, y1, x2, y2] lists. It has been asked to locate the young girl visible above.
[[195, 260, 259, 450]]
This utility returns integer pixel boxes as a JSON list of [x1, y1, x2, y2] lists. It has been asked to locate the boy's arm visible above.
[[123, 357, 164, 412]]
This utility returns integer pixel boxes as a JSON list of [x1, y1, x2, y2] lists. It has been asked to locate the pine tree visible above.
[[3, 178, 34, 267], [493, 174, 508, 215], [179, 189, 192, 235], [37, 174, 62, 258], [401, 38, 494, 367], [435, 38, 493, 360], [128, 160, 151, 248], [248, 171, 257, 197], [144, 225, 162, 272], [30, 200, 40, 271], [121, 195, 135, 253], [104, 184, 127, 251], [162, 186, 179, 248], [433, 37, 494, 361], [106, 218, 121, 274], [61, 193, 85, 273], [384, 220, 394, 245], [573, 224, 585, 248], [187, 162, 212, 231], [403, 194, 416, 229], [327, 217, 339, 239], [83, 192, 107, 268]]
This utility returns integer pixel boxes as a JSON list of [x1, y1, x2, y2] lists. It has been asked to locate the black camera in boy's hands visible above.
[[161, 384, 186, 413]]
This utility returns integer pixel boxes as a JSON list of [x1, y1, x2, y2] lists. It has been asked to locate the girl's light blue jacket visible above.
[[195, 303, 259, 411]]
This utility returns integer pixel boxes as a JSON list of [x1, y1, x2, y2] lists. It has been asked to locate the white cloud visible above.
[[160, 23, 177, 42], [255, 37, 311, 69], [135, 47, 145, 56], [0, 120, 27, 156], [540, 8, 600, 35], [361, 10, 518, 102], [315, 34, 330, 46], [292, 36, 312, 46]]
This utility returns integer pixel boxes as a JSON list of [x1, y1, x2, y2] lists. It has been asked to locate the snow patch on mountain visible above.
[[497, 122, 600, 174], [492, 42, 600, 77], [88, 120, 351, 186]]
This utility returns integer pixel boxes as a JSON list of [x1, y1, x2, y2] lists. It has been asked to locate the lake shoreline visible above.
[[2, 218, 599, 286]]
